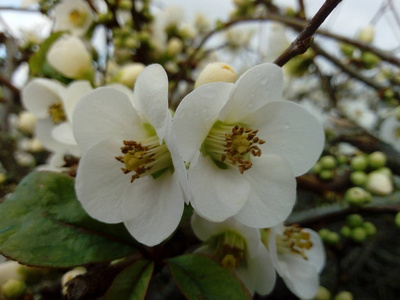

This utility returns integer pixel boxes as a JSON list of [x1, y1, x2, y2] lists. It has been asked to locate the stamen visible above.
[[203, 121, 265, 173], [115, 136, 172, 183], [69, 9, 88, 26], [276, 225, 313, 260], [48, 103, 67, 124]]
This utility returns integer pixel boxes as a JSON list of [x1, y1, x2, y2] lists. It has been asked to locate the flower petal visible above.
[[234, 155, 296, 228], [123, 171, 185, 246], [73, 87, 146, 152], [189, 154, 250, 222], [173, 82, 233, 162], [75, 139, 142, 223], [219, 63, 283, 123], [62, 80, 93, 121], [305, 229, 326, 273], [246, 100, 324, 176], [52, 122, 77, 146], [22, 78, 65, 118], [133, 64, 169, 140]]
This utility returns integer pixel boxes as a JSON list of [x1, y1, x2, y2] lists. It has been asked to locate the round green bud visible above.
[[339, 43, 355, 57], [318, 228, 330, 240], [319, 169, 334, 181], [1, 278, 27, 298], [350, 155, 368, 171], [0, 173, 6, 185], [344, 187, 372, 207], [362, 52, 380, 69], [326, 231, 340, 245], [363, 222, 377, 236], [312, 162, 322, 174], [337, 155, 348, 165], [395, 212, 400, 228], [124, 37, 138, 49], [368, 151, 387, 169], [351, 227, 367, 242], [384, 89, 395, 101], [314, 286, 331, 300], [334, 291, 353, 300], [320, 155, 336, 170], [350, 171, 367, 186], [341, 225, 351, 238], [118, 0, 133, 10], [346, 214, 363, 228]]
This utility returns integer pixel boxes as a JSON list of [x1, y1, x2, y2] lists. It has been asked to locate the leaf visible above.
[[105, 260, 154, 300], [166, 254, 252, 300], [0, 171, 137, 268]]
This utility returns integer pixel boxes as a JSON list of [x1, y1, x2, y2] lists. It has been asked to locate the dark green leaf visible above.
[[0, 171, 137, 268], [166, 254, 251, 300], [105, 260, 154, 300]]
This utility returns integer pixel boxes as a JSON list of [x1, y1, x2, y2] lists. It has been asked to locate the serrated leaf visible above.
[[105, 260, 154, 300], [166, 254, 251, 300], [0, 171, 137, 268]]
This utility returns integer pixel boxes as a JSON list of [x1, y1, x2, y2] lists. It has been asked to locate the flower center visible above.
[[48, 103, 67, 124], [202, 121, 265, 173], [115, 135, 173, 183], [276, 225, 313, 260], [69, 9, 88, 27], [209, 230, 247, 269]]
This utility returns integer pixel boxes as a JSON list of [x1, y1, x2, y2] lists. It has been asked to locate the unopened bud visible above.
[[320, 155, 336, 170], [18, 111, 36, 134], [319, 169, 334, 181], [314, 286, 331, 300], [345, 187, 372, 207], [350, 155, 368, 171], [1, 278, 27, 298], [363, 222, 377, 236], [350, 171, 367, 186], [340, 226, 351, 238], [358, 25, 374, 43], [366, 171, 393, 196], [368, 151, 387, 169], [167, 37, 183, 57], [350, 227, 367, 242], [111, 63, 145, 88], [334, 291, 353, 300], [61, 267, 86, 295], [395, 212, 400, 227], [346, 214, 363, 228], [195, 62, 236, 88]]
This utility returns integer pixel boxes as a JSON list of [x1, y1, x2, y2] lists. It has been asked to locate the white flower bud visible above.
[[195, 62, 236, 88], [366, 171, 393, 196], [358, 25, 374, 43], [0, 261, 23, 286], [111, 63, 145, 88], [29, 138, 44, 152], [166, 37, 183, 56], [18, 111, 37, 134], [61, 267, 86, 295]]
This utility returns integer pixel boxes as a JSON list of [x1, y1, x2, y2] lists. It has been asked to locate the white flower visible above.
[[191, 214, 276, 295], [46, 35, 93, 80], [338, 99, 377, 130], [72, 64, 188, 246], [267, 223, 325, 299], [173, 63, 324, 228], [379, 116, 400, 151], [54, 0, 94, 37]]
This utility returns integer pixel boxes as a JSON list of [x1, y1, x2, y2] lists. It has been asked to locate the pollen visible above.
[[48, 103, 67, 124], [69, 9, 88, 27], [115, 136, 172, 183], [277, 225, 313, 260], [204, 121, 265, 173]]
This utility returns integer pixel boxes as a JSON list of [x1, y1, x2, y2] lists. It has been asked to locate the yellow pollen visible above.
[[48, 103, 67, 124], [221, 254, 237, 269], [69, 9, 87, 26], [277, 225, 313, 260]]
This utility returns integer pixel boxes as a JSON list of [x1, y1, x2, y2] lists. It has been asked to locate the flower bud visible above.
[[320, 155, 336, 170], [194, 62, 236, 88], [358, 25, 374, 43], [340, 225, 351, 238], [18, 111, 36, 134], [29, 138, 44, 153], [363, 222, 376, 236], [395, 212, 400, 228], [111, 63, 145, 88], [350, 227, 367, 242], [367, 151, 387, 169], [312, 162, 322, 173], [61, 267, 86, 295], [334, 291, 353, 300], [350, 171, 367, 186], [314, 286, 331, 300], [346, 214, 363, 228], [365, 171, 393, 196], [1, 278, 27, 298], [167, 37, 183, 57], [376, 167, 392, 178], [0, 173, 7, 185], [339, 43, 355, 57], [344, 187, 372, 207], [319, 169, 334, 181], [326, 231, 340, 245], [362, 52, 380, 69], [350, 155, 368, 171]]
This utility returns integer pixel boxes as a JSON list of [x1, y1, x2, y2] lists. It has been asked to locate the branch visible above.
[[274, 0, 343, 66]]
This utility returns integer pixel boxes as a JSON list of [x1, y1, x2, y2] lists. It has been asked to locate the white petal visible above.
[[123, 171, 185, 246], [75, 139, 142, 223], [189, 154, 250, 222], [380, 117, 400, 151], [234, 155, 296, 228], [247, 244, 276, 296], [219, 63, 283, 123], [52, 123, 77, 146], [305, 229, 326, 273], [22, 78, 65, 118], [246, 100, 324, 176], [73, 87, 146, 152], [62, 80, 93, 121], [173, 82, 233, 162], [54, 0, 93, 37], [133, 64, 169, 140]]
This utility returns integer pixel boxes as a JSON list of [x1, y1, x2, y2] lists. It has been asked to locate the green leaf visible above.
[[0, 171, 137, 268], [166, 254, 251, 300], [105, 260, 154, 300]]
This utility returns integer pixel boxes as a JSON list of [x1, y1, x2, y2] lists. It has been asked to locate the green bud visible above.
[[334, 291, 353, 300], [0, 173, 6, 185], [363, 222, 376, 236], [384, 89, 395, 101], [344, 187, 372, 207], [318, 228, 330, 240], [340, 225, 351, 238], [395, 212, 400, 227], [350, 155, 368, 171], [368, 151, 387, 169], [350, 171, 367, 186], [118, 0, 133, 10], [320, 155, 336, 170], [339, 43, 355, 57], [351, 227, 367, 242], [124, 37, 138, 49], [319, 169, 334, 181], [346, 214, 363, 228], [312, 162, 322, 173], [326, 231, 340, 245], [1, 278, 27, 298], [314, 286, 331, 300], [337, 155, 348, 165], [362, 52, 380, 69]]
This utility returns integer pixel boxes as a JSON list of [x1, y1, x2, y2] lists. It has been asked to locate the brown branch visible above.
[[0, 74, 20, 99], [274, 0, 343, 66]]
